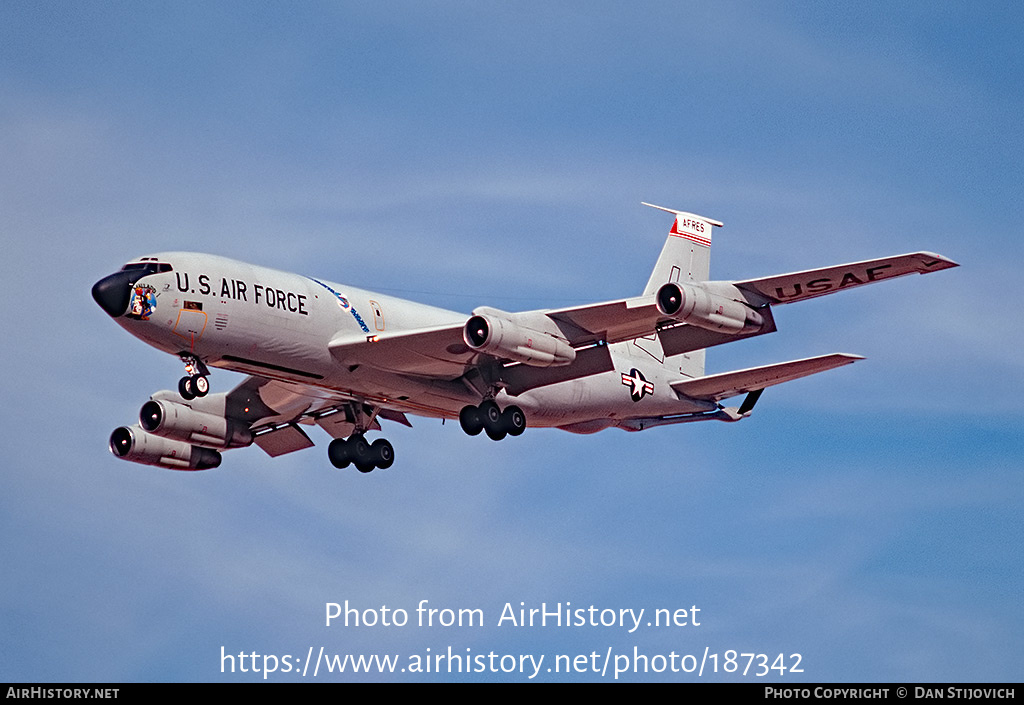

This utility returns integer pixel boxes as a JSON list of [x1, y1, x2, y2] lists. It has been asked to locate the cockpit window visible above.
[[120, 262, 173, 275]]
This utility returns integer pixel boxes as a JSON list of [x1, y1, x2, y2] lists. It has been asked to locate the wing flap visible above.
[[502, 343, 615, 396], [253, 423, 315, 457], [671, 353, 864, 402], [734, 252, 958, 305]]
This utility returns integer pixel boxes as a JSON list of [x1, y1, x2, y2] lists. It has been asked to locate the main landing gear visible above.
[[177, 354, 210, 400], [326, 403, 395, 473], [459, 400, 526, 441], [328, 435, 394, 473]]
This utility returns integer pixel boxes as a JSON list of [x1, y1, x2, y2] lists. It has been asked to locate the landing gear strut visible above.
[[459, 401, 526, 441], [177, 354, 210, 400]]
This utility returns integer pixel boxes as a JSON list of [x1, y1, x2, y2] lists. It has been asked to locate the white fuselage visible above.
[[111, 252, 712, 431]]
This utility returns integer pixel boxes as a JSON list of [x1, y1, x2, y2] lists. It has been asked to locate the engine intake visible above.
[[464, 313, 576, 367], [139, 399, 253, 449], [656, 282, 764, 334], [109, 425, 222, 470]]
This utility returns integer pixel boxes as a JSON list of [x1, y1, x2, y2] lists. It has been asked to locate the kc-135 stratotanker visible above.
[[92, 204, 958, 472]]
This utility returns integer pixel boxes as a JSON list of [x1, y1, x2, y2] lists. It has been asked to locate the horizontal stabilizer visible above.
[[734, 252, 958, 305], [671, 353, 864, 402], [641, 202, 724, 228]]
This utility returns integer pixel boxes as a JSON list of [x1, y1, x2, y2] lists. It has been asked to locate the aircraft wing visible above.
[[733, 252, 958, 305], [670, 353, 863, 402], [658, 306, 778, 357], [328, 323, 473, 378], [326, 249, 951, 388], [542, 296, 671, 346], [327, 294, 695, 377]]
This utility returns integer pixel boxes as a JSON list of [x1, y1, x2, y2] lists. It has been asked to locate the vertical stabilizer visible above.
[[641, 203, 723, 295], [640, 203, 723, 379]]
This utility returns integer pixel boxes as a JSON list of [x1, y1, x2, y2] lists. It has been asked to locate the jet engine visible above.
[[656, 282, 764, 334], [109, 425, 222, 470], [139, 399, 253, 449], [464, 312, 576, 367]]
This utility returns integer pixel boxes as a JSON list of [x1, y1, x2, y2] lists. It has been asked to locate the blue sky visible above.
[[1, 1, 1021, 682]]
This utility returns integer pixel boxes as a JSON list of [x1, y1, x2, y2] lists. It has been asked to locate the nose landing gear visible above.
[[178, 374, 209, 400], [176, 354, 211, 400]]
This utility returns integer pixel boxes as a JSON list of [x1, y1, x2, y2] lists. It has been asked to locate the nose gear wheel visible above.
[[176, 354, 211, 400], [177, 374, 209, 400]]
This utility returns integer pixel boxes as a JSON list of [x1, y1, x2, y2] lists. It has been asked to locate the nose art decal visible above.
[[126, 284, 157, 320]]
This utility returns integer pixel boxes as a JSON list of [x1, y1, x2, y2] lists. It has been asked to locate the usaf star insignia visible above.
[[621, 368, 655, 402]]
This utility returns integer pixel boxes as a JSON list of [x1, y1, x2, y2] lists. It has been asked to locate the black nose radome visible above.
[[92, 270, 136, 318]]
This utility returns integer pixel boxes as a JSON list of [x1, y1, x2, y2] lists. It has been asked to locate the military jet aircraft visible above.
[[92, 204, 957, 473]]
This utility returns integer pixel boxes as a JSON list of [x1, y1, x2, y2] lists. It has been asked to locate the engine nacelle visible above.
[[656, 282, 765, 334], [109, 425, 222, 470], [464, 312, 576, 367], [139, 399, 253, 449]]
